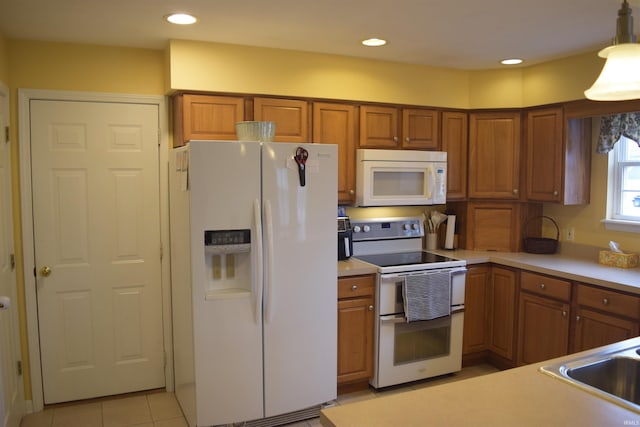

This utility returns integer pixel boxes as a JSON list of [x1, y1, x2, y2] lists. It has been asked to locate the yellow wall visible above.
[[5, 37, 638, 403], [167, 40, 472, 108], [0, 33, 8, 84], [6, 39, 165, 401]]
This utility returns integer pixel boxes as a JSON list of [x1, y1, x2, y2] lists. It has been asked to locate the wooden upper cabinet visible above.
[[526, 107, 592, 205], [469, 112, 521, 199], [359, 105, 400, 148], [173, 93, 245, 147], [401, 108, 440, 149], [359, 105, 440, 149], [313, 102, 357, 204], [441, 111, 468, 200], [526, 108, 563, 202], [254, 97, 309, 142]]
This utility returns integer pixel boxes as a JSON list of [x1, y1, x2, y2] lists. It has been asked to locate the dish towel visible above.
[[403, 271, 451, 322]]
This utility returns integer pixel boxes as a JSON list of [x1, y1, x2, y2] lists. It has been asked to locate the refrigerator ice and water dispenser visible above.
[[204, 229, 252, 294]]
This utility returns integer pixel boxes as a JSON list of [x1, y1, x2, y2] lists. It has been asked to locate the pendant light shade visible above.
[[585, 0, 640, 101]]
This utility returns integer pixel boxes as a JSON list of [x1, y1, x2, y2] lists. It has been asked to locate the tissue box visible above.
[[598, 250, 639, 268]]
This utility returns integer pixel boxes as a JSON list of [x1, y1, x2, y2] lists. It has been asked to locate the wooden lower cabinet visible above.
[[517, 292, 570, 366], [487, 267, 517, 366], [462, 265, 490, 356], [337, 275, 375, 391], [572, 283, 640, 353]]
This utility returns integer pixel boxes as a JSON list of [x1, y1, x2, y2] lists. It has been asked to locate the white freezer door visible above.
[[187, 141, 264, 425], [261, 142, 338, 417]]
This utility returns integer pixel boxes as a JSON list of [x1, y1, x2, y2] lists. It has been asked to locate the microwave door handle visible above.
[[426, 165, 435, 200]]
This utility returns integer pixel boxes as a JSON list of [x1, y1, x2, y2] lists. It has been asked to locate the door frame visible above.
[[18, 89, 173, 412]]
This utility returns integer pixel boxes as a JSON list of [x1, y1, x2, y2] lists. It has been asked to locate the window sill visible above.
[[601, 219, 640, 233]]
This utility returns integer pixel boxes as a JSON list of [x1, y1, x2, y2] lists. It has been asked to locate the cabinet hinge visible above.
[[16, 361, 22, 376], [4, 126, 9, 144]]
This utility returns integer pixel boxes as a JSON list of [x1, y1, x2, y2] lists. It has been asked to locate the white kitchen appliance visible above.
[[169, 140, 337, 427], [351, 217, 466, 389], [356, 149, 447, 206]]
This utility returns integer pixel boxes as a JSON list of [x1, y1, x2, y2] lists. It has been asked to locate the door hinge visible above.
[[163, 351, 167, 368], [9, 254, 15, 271], [158, 128, 161, 146], [4, 126, 8, 144], [16, 361, 22, 376], [160, 243, 163, 261]]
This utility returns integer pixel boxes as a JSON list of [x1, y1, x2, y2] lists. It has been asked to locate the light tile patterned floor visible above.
[[20, 364, 499, 427]]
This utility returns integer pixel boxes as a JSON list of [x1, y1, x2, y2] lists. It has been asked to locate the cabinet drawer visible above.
[[520, 271, 571, 302], [338, 275, 375, 299], [576, 284, 640, 319]]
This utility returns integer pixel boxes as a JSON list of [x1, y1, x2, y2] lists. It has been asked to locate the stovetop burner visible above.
[[355, 251, 456, 268]]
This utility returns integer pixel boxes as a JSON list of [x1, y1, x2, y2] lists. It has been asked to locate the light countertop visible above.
[[321, 337, 640, 427], [339, 247, 639, 295]]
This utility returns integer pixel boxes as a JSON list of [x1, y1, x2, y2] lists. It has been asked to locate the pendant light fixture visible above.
[[585, 0, 640, 101]]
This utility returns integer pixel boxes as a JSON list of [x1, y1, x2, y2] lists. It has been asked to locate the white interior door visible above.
[[0, 84, 23, 427], [30, 99, 165, 404]]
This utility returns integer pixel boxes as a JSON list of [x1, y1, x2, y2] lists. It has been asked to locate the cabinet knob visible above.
[[349, 189, 355, 195], [393, 136, 398, 143], [539, 283, 546, 290], [405, 137, 410, 143], [368, 305, 374, 311], [513, 189, 519, 195], [562, 310, 567, 318], [576, 315, 581, 321], [351, 285, 358, 291], [553, 190, 559, 196], [602, 298, 609, 305]]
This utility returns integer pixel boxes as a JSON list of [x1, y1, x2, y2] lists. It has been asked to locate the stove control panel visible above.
[[351, 217, 424, 241]]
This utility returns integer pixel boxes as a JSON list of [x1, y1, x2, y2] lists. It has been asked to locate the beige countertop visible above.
[[321, 337, 640, 427], [339, 247, 640, 295]]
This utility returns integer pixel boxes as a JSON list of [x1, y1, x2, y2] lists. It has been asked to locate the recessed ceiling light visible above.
[[362, 38, 387, 47], [501, 58, 523, 65], [166, 13, 197, 25]]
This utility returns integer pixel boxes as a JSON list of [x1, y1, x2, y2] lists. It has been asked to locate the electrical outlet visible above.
[[566, 227, 575, 241]]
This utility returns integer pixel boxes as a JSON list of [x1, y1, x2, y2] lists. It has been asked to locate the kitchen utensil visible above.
[[294, 146, 308, 186], [430, 211, 448, 230]]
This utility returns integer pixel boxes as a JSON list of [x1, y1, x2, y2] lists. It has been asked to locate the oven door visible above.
[[373, 311, 464, 388]]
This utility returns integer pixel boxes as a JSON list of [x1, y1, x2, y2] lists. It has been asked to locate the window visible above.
[[604, 136, 640, 232]]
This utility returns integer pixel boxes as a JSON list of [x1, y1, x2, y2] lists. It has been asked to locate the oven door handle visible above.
[[380, 314, 407, 324]]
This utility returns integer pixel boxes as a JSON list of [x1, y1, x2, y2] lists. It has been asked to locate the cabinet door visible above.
[[573, 307, 639, 353], [463, 265, 490, 354], [466, 202, 519, 252], [517, 292, 570, 366], [488, 267, 517, 362], [359, 105, 400, 148], [313, 102, 356, 204], [526, 108, 563, 202], [401, 108, 440, 150], [254, 97, 309, 142], [442, 111, 468, 200], [337, 296, 374, 384], [469, 112, 521, 199], [175, 94, 245, 147]]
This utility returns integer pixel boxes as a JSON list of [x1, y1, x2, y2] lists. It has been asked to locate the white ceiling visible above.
[[0, 0, 637, 70]]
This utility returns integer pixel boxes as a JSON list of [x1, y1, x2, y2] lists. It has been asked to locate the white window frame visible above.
[[602, 135, 640, 233]]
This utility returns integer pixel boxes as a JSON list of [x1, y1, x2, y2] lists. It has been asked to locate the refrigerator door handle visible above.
[[253, 198, 263, 324], [264, 199, 275, 323]]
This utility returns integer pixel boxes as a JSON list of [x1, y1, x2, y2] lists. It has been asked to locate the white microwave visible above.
[[356, 149, 447, 206]]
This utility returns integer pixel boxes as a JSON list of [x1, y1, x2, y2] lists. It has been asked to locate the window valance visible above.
[[597, 112, 640, 153]]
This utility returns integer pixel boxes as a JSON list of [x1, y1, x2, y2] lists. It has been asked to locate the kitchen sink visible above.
[[540, 341, 640, 413]]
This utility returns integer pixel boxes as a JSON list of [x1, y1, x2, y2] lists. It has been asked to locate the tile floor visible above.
[[20, 364, 499, 427]]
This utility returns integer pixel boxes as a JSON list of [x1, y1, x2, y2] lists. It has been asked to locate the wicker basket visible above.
[[522, 216, 559, 254]]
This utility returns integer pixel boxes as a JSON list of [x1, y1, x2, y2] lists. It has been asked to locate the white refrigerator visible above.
[[169, 140, 338, 427]]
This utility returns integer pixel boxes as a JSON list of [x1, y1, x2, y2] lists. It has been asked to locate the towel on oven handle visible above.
[[403, 271, 451, 322]]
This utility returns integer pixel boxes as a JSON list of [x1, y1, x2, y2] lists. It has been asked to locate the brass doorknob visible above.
[[39, 266, 52, 277]]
